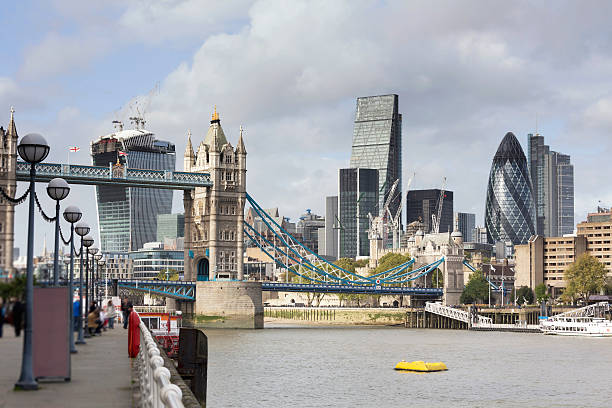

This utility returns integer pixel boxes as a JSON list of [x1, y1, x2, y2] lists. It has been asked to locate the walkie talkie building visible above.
[[485, 132, 536, 245], [91, 125, 175, 252]]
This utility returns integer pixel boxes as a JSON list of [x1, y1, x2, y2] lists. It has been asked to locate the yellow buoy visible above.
[[394, 360, 447, 372]]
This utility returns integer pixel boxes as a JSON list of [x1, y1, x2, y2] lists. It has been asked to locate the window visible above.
[[226, 171, 232, 181]]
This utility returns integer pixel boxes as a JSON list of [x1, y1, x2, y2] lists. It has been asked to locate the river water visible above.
[[205, 324, 612, 407]]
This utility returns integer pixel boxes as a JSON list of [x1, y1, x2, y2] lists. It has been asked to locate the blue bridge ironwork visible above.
[[110, 279, 443, 301], [16, 161, 212, 189]]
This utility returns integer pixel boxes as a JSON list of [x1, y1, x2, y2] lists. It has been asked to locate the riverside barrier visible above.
[[136, 319, 185, 408]]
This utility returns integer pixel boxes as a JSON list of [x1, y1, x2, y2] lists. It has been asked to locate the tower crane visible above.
[[387, 173, 414, 249], [431, 177, 447, 234]]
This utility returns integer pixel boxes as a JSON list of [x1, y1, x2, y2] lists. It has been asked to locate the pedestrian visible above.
[[73, 297, 80, 332], [107, 300, 116, 329], [12, 299, 23, 337], [122, 298, 130, 329]]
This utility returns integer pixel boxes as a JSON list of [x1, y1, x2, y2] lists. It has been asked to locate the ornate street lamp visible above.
[[15, 133, 49, 391], [81, 233, 93, 339], [94, 253, 103, 305], [88, 247, 99, 310], [63, 206, 82, 353], [47, 178, 70, 286]]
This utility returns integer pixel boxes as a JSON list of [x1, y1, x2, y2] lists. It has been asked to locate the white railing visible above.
[[549, 301, 610, 320], [134, 306, 173, 314], [137, 319, 184, 408], [425, 302, 493, 325]]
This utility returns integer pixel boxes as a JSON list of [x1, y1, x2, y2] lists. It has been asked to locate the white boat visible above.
[[539, 302, 612, 337]]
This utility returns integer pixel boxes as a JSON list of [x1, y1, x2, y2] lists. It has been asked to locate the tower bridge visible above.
[[1, 108, 453, 328]]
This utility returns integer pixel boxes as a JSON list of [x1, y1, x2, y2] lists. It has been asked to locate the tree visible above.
[[534, 283, 549, 304], [460, 270, 489, 304], [513, 286, 534, 305], [156, 269, 179, 281], [563, 254, 607, 303], [369, 253, 411, 276], [432, 268, 444, 289]]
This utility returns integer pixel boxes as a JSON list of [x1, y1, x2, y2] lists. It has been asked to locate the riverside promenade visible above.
[[0, 328, 132, 408]]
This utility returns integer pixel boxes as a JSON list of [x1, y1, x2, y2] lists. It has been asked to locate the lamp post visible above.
[[15, 133, 49, 391], [47, 178, 70, 286], [82, 236, 94, 338], [88, 247, 99, 308], [94, 253, 103, 305], [64, 206, 82, 353], [98, 258, 106, 305], [74, 222, 90, 344]]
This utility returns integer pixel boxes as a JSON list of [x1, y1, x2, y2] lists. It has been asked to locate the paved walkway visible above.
[[0, 326, 132, 408]]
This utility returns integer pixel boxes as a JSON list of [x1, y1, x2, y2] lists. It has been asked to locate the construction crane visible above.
[[387, 173, 414, 249], [431, 177, 447, 234]]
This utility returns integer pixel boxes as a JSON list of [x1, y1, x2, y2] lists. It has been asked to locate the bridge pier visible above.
[[194, 281, 263, 329]]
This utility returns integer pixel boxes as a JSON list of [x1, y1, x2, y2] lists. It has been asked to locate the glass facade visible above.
[[485, 132, 536, 245], [129, 248, 184, 279], [455, 212, 475, 242], [406, 189, 454, 234], [528, 134, 574, 236], [92, 130, 176, 252], [349, 95, 402, 218], [157, 213, 185, 241], [339, 168, 378, 258]]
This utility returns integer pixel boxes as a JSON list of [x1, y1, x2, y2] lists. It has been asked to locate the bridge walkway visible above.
[[0, 327, 132, 407]]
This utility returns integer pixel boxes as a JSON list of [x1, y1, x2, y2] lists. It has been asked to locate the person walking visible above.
[[122, 298, 130, 329], [12, 299, 23, 337], [73, 297, 80, 332], [0, 300, 5, 338], [107, 300, 116, 329]]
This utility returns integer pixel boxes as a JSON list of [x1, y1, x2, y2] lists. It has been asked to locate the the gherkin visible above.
[[485, 132, 536, 245]]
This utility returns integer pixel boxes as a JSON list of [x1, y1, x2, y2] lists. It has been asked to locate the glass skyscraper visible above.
[[349, 95, 402, 218], [338, 168, 378, 258], [528, 134, 574, 236], [485, 132, 536, 245], [455, 212, 476, 242], [406, 189, 454, 234], [91, 127, 176, 252]]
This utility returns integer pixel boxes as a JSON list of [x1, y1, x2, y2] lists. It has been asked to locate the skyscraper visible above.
[[91, 122, 176, 252], [349, 95, 402, 218], [485, 132, 536, 245], [455, 212, 476, 242], [338, 168, 378, 258], [320, 196, 339, 259], [406, 189, 454, 234], [528, 134, 574, 236]]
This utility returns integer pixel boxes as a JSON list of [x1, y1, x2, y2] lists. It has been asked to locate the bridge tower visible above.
[[183, 108, 246, 281], [0, 108, 18, 276], [182, 109, 262, 328]]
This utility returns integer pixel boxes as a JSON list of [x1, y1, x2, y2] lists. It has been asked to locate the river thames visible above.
[[206, 324, 612, 407]]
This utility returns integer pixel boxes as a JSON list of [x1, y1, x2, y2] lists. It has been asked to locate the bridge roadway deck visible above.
[[0, 327, 132, 408]]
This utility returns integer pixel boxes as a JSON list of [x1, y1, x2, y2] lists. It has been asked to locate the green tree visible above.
[[563, 254, 607, 303], [460, 270, 489, 304], [369, 253, 411, 276], [432, 268, 444, 289], [334, 258, 357, 273], [534, 283, 549, 304], [156, 269, 179, 281], [513, 286, 534, 305]]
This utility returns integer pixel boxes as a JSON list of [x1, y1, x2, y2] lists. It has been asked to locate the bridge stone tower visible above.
[[182, 109, 262, 328], [0, 108, 18, 276]]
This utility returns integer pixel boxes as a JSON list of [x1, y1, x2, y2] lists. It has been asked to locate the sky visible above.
[[3, 0, 612, 256]]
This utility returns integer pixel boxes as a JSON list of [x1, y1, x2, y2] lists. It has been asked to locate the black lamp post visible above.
[[82, 237, 94, 338], [75, 222, 90, 344], [15, 133, 49, 391], [98, 258, 106, 304], [93, 252, 102, 305], [88, 247, 99, 307], [47, 178, 70, 286], [63, 206, 82, 353]]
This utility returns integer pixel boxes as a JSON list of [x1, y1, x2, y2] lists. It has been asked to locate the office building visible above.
[[406, 189, 453, 234], [319, 196, 339, 259], [349, 95, 402, 218], [455, 212, 475, 242], [91, 120, 176, 252], [296, 209, 324, 253], [515, 208, 612, 296], [485, 132, 536, 245], [339, 168, 378, 258], [129, 242, 184, 279], [157, 213, 185, 241], [528, 133, 574, 236], [473, 226, 488, 244]]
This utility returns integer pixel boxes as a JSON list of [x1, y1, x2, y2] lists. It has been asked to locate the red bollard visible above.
[[128, 311, 141, 357]]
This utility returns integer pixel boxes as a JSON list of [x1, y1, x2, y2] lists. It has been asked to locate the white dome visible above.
[[451, 231, 463, 238]]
